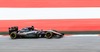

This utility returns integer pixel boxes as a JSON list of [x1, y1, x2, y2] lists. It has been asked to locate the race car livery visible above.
[[8, 26, 64, 39]]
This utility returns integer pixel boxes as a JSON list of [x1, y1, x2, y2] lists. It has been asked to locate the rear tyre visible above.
[[45, 32, 53, 39], [10, 32, 18, 39]]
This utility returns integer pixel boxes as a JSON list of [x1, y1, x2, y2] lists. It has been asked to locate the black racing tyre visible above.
[[10, 32, 18, 39], [45, 32, 53, 39]]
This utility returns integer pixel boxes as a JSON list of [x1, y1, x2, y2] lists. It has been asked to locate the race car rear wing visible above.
[[8, 26, 18, 34]]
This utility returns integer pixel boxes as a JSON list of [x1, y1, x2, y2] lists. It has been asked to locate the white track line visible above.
[[0, 35, 2, 37], [65, 34, 100, 37], [0, 35, 9, 37], [69, 35, 99, 37]]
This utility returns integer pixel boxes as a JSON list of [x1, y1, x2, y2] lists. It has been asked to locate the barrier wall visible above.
[[1, 19, 100, 32]]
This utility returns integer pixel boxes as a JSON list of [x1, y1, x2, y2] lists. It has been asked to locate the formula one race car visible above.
[[8, 26, 64, 39]]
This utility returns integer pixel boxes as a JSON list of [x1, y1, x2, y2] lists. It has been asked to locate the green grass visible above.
[[0, 32, 9, 35]]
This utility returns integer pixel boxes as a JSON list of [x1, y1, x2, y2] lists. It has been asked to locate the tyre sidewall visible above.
[[45, 32, 53, 39], [10, 32, 17, 39]]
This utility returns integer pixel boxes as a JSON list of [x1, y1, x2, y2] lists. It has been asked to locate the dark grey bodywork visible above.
[[9, 26, 64, 39]]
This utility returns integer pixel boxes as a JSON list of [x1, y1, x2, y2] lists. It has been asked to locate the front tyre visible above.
[[45, 32, 53, 39]]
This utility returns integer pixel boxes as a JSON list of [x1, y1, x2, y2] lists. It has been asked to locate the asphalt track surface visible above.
[[0, 35, 100, 52]]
